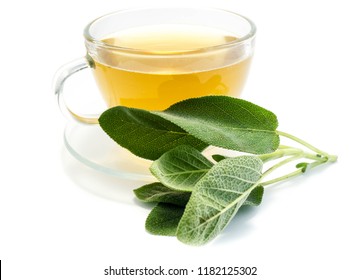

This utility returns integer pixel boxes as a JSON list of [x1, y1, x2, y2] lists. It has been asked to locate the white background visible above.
[[1, 0, 359, 279]]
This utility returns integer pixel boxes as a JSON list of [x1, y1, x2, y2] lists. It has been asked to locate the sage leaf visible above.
[[150, 145, 213, 191], [153, 96, 279, 154], [212, 154, 227, 162], [177, 156, 263, 246], [243, 185, 264, 206], [146, 203, 185, 236], [99, 106, 207, 160], [134, 182, 191, 206], [296, 162, 309, 173]]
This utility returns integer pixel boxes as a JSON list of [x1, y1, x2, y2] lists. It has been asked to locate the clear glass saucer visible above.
[[63, 122, 154, 181]]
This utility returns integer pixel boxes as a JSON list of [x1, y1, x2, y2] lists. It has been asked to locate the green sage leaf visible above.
[[296, 162, 309, 173], [150, 145, 213, 191], [99, 106, 207, 160], [212, 154, 227, 162], [146, 203, 185, 236], [134, 182, 191, 206], [153, 96, 279, 154], [177, 155, 263, 246], [243, 185, 264, 206]]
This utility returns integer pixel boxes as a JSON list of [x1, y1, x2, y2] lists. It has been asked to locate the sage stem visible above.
[[276, 130, 337, 162], [261, 156, 331, 187]]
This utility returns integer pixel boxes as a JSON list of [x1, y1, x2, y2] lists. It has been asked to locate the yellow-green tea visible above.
[[92, 25, 252, 110]]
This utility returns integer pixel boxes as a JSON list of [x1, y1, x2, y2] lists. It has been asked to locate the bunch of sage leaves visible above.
[[99, 96, 337, 246]]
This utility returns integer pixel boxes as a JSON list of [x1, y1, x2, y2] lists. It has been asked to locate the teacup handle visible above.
[[54, 56, 99, 124]]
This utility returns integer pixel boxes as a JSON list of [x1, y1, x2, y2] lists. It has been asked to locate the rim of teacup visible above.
[[83, 7, 256, 56]]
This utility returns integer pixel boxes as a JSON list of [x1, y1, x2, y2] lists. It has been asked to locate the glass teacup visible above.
[[54, 8, 256, 123]]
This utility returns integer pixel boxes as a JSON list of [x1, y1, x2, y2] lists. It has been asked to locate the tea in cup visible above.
[[54, 8, 256, 123]]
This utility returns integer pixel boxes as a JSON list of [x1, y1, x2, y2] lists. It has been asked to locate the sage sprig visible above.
[[99, 96, 337, 246]]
